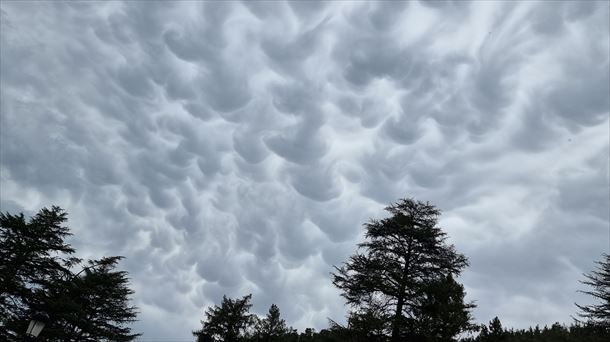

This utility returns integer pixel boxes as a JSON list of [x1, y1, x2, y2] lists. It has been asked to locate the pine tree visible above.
[[255, 304, 289, 341], [332, 198, 473, 342], [194, 294, 255, 342], [576, 254, 610, 329], [478, 317, 505, 342]]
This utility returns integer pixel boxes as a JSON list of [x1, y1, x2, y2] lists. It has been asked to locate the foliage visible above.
[[0, 206, 75, 340], [0, 206, 139, 341], [331, 198, 473, 341], [40, 257, 140, 341], [576, 253, 610, 330], [253, 304, 290, 341], [345, 295, 391, 341], [410, 275, 476, 341], [476, 317, 505, 342], [193, 294, 256, 342], [463, 316, 609, 342]]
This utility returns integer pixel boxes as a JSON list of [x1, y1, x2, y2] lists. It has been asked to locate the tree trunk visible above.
[[391, 292, 405, 342], [391, 242, 412, 342]]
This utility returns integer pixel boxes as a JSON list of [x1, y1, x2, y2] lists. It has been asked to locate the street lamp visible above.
[[25, 312, 49, 339]]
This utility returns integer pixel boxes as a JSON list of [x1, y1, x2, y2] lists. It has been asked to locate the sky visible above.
[[0, 1, 609, 341]]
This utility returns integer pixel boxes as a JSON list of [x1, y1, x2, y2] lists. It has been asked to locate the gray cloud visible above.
[[1, 1, 608, 341]]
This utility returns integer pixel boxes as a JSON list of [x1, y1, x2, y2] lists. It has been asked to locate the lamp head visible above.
[[26, 312, 49, 338]]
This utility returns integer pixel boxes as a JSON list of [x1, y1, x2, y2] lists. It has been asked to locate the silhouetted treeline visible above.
[[462, 316, 608, 342], [192, 293, 609, 342], [193, 199, 609, 342], [2, 202, 607, 342]]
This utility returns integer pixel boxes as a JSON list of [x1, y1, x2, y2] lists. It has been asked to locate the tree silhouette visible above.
[[40, 257, 140, 341], [411, 274, 475, 341], [0, 207, 139, 341], [346, 294, 390, 341], [332, 198, 473, 342], [0, 207, 75, 340], [478, 317, 505, 342], [463, 319, 609, 342], [576, 254, 610, 329], [193, 294, 255, 342], [254, 304, 289, 341]]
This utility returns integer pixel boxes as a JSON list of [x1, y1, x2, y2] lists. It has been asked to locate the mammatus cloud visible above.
[[1, 1, 608, 341]]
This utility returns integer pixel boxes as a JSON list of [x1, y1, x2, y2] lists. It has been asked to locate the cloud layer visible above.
[[1, 1, 608, 341]]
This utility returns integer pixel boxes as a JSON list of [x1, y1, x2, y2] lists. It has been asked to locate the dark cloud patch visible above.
[[287, 0, 328, 21], [511, 103, 561, 152], [341, 1, 409, 33], [563, 0, 599, 22], [183, 102, 214, 121], [264, 120, 328, 165], [419, 0, 470, 11], [261, 17, 329, 77], [288, 162, 342, 202], [233, 128, 270, 164], [359, 147, 412, 205], [339, 37, 409, 87], [547, 61, 609, 129], [241, 1, 287, 20], [383, 114, 425, 145], [556, 150, 610, 222], [307, 199, 375, 243], [270, 81, 320, 116], [530, 3, 566, 36], [115, 65, 156, 99], [163, 28, 213, 63], [202, 67, 252, 113], [366, 1, 410, 32]]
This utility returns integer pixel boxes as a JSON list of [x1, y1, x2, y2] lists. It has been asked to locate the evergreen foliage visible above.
[[576, 253, 610, 329], [253, 304, 290, 341], [40, 257, 139, 341], [463, 316, 608, 342], [0, 206, 139, 341], [193, 294, 256, 342], [411, 275, 476, 341], [331, 198, 474, 341]]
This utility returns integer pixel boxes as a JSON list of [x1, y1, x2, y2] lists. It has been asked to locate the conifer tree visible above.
[[576, 254, 610, 329], [478, 317, 505, 342], [255, 304, 289, 341], [0, 206, 75, 340], [0, 206, 139, 341], [332, 198, 473, 342], [194, 294, 255, 342], [41, 257, 140, 341]]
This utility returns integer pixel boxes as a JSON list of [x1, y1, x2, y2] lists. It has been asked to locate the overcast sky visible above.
[[1, 1, 609, 341]]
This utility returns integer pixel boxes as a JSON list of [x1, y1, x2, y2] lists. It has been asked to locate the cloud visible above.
[[1, 1, 608, 341]]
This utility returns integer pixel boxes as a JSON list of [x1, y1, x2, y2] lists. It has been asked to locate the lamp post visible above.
[[25, 312, 49, 340]]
